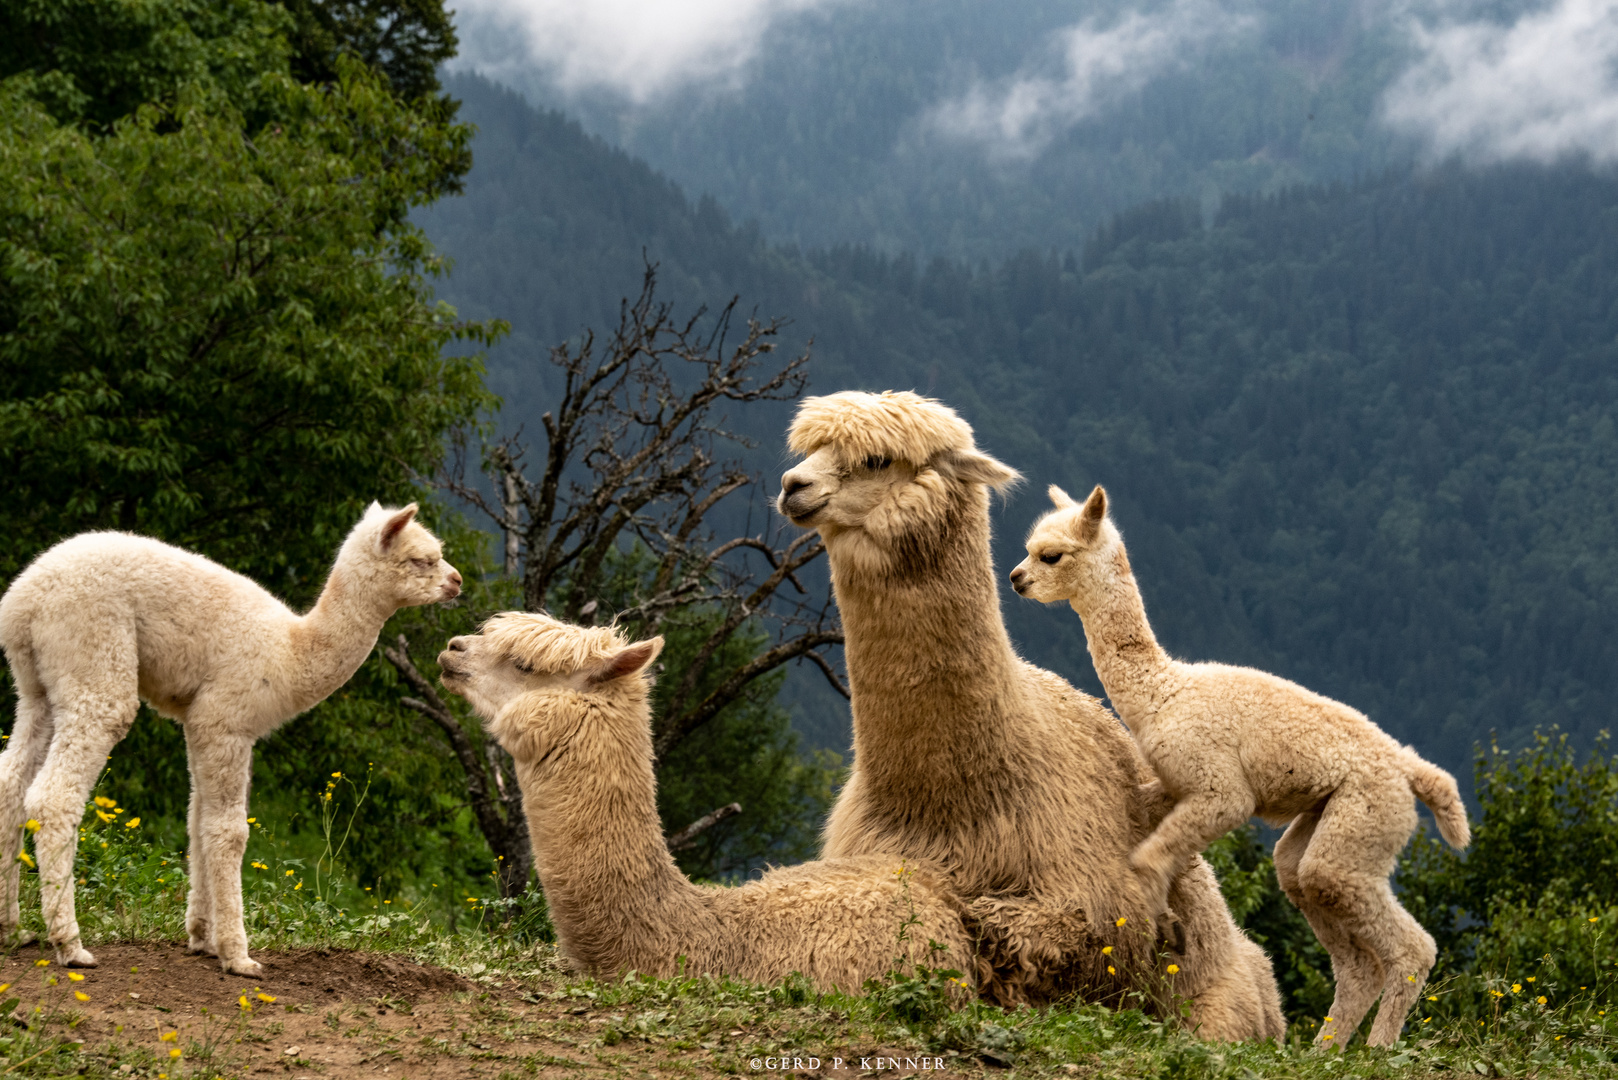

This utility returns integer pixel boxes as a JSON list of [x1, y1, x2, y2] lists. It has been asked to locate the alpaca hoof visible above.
[[222, 955, 263, 977], [2, 928, 37, 949], [58, 945, 96, 967], [186, 938, 217, 957]]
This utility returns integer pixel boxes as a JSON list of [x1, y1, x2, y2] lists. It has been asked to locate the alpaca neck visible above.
[[519, 696, 710, 973], [1069, 566, 1174, 736], [285, 566, 395, 712], [831, 497, 1024, 767]]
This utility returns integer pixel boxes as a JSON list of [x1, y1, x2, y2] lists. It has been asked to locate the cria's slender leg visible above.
[[182, 724, 214, 957], [1128, 789, 1255, 917], [1274, 809, 1384, 1050], [0, 648, 52, 947], [189, 731, 259, 976], [24, 686, 138, 967], [1295, 782, 1429, 1048]]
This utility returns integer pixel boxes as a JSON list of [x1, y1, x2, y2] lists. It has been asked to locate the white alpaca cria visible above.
[[0, 504, 461, 974], [1010, 484, 1470, 1048]]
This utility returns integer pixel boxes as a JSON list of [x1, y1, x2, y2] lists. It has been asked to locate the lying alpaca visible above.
[[1010, 484, 1471, 1047], [438, 612, 976, 992], [778, 391, 1283, 1040], [0, 504, 461, 973]]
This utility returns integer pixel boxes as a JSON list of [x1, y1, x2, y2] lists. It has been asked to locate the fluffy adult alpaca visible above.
[[0, 504, 461, 973], [1010, 484, 1470, 1047], [776, 391, 1284, 1041], [438, 612, 975, 991]]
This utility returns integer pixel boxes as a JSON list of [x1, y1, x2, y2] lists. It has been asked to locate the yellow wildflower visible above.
[[1427, 995, 1438, 1001], [1422, 1017, 1430, 1024], [238, 995, 250, 1011], [67, 972, 83, 982], [294, 881, 302, 890], [93, 797, 115, 809], [285, 870, 294, 877], [1538, 996, 1548, 1005], [73, 990, 89, 1002], [1511, 983, 1521, 994], [331, 772, 341, 778], [160, 1031, 178, 1042], [0, 984, 9, 993], [125, 818, 140, 829], [257, 993, 277, 1003], [17, 852, 33, 868], [170, 1048, 182, 1060], [1101, 946, 1112, 955], [246, 818, 256, 824], [1406, 974, 1416, 982], [1527, 976, 1536, 982], [24, 819, 39, 833], [1115, 916, 1127, 927], [33, 959, 48, 968], [1166, 964, 1180, 974], [1107, 965, 1115, 975], [1591, 917, 1600, 923]]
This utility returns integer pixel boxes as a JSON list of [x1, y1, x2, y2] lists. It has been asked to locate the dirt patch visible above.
[[0, 941, 983, 1080]]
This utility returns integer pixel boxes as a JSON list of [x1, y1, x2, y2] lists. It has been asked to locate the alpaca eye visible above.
[[1040, 553, 1063, 565], [412, 557, 437, 571], [864, 455, 893, 471]]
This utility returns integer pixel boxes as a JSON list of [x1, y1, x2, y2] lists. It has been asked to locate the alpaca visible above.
[[1010, 483, 1471, 1047], [437, 612, 976, 991], [0, 503, 462, 974], [776, 391, 1284, 1041]]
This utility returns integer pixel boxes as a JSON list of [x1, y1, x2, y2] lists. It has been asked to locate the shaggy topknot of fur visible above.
[[479, 612, 625, 673], [787, 390, 977, 464]]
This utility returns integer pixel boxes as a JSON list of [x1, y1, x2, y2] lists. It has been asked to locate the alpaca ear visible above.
[[378, 504, 419, 551], [1048, 484, 1078, 509], [587, 637, 665, 686], [1078, 485, 1107, 543], [940, 448, 1022, 490]]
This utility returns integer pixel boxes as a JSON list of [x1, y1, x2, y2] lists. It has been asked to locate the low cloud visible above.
[[1383, 0, 1618, 163], [453, 0, 845, 102], [926, 0, 1254, 160]]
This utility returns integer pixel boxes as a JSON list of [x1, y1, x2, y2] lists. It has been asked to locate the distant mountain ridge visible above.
[[419, 72, 1618, 784]]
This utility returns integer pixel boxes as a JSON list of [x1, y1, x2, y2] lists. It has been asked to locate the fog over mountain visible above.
[[448, 0, 1618, 258]]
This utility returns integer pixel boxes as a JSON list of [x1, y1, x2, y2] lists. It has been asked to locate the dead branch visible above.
[[666, 803, 743, 852]]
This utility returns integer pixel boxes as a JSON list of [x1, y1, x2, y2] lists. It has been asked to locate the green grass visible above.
[[7, 799, 1618, 1077]]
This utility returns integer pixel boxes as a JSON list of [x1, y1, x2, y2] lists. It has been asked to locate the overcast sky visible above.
[[451, 0, 848, 101], [454, 0, 1618, 165]]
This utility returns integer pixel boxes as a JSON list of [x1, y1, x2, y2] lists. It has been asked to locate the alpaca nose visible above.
[[1009, 566, 1027, 590], [782, 474, 812, 498], [448, 569, 463, 588]]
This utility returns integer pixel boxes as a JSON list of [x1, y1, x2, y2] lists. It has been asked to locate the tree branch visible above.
[[667, 803, 742, 852]]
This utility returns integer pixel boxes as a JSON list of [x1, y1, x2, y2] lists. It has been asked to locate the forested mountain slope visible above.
[[460, 0, 1416, 259], [421, 73, 1618, 781]]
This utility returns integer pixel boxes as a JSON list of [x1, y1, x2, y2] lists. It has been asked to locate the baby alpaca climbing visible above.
[[1010, 483, 1470, 1048]]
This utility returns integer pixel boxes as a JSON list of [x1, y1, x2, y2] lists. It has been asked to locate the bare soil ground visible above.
[[0, 943, 974, 1080]]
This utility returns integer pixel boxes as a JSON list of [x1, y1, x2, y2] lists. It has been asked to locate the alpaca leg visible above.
[[1275, 811, 1385, 1049], [24, 685, 138, 967], [0, 648, 52, 946], [189, 731, 259, 975], [1129, 789, 1255, 917], [182, 725, 215, 956], [1295, 783, 1428, 1048], [1363, 884, 1437, 1046]]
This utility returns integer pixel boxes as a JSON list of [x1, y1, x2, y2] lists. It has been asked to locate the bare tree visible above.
[[383, 264, 847, 899]]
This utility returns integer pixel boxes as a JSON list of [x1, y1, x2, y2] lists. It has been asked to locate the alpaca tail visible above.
[[1401, 749, 1471, 849]]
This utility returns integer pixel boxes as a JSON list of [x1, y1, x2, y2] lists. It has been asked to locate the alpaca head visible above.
[[777, 391, 1020, 576], [337, 502, 462, 611], [1010, 484, 1128, 605], [437, 612, 664, 764]]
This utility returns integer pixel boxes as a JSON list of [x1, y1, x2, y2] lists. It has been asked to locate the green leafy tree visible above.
[[0, 64, 495, 586]]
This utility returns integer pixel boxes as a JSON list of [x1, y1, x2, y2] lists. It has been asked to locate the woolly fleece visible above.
[[1011, 483, 1470, 1048], [0, 505, 461, 973], [778, 391, 1284, 1041], [439, 613, 975, 992]]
